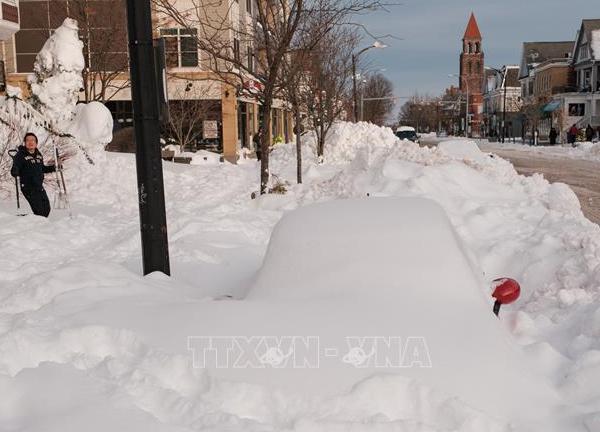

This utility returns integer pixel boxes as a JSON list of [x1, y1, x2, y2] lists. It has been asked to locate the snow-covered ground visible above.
[[3, 122, 600, 431]]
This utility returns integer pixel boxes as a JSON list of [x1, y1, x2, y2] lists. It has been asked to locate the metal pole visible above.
[[464, 77, 469, 138], [125, 0, 171, 276], [352, 54, 358, 122], [502, 70, 507, 143]]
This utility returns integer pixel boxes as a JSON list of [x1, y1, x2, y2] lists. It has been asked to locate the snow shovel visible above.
[[7, 149, 27, 216]]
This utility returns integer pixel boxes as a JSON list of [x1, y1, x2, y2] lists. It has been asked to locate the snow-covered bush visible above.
[[28, 18, 85, 131]]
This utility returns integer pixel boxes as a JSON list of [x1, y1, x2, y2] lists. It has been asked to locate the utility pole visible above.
[[125, 0, 171, 276], [351, 41, 387, 122], [502, 70, 508, 143]]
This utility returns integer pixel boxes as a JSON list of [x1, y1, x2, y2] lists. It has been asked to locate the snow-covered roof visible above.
[[397, 126, 416, 132]]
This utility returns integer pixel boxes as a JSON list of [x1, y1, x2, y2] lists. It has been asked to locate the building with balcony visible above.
[[548, 19, 600, 141]]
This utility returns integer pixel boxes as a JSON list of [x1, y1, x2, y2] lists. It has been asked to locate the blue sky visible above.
[[357, 0, 594, 111]]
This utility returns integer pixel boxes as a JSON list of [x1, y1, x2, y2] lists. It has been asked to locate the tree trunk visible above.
[[260, 100, 272, 194], [295, 107, 302, 184]]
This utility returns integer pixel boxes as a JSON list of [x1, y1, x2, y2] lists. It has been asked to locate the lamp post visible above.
[[448, 74, 469, 137], [125, 0, 171, 276], [352, 41, 387, 122]]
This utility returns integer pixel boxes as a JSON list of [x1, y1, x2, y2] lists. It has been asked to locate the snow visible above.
[[2, 121, 600, 430], [397, 126, 416, 132], [28, 18, 85, 130], [592, 30, 600, 60], [69, 102, 114, 150]]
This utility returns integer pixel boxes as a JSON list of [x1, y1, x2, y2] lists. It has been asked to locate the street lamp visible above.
[[487, 66, 508, 143], [448, 73, 469, 138], [352, 41, 387, 122]]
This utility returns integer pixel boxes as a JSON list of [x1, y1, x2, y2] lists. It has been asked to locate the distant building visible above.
[[458, 12, 484, 137], [517, 41, 574, 142], [482, 65, 522, 139], [549, 19, 600, 141]]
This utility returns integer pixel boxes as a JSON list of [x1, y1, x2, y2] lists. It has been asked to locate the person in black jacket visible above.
[[10, 132, 55, 217]]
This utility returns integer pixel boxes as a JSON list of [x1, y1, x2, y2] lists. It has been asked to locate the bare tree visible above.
[[153, 0, 390, 194], [302, 27, 359, 158], [65, 0, 130, 102], [360, 72, 393, 125]]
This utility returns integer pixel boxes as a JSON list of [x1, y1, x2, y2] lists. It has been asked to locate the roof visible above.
[[463, 12, 481, 40], [578, 19, 600, 60], [518, 41, 574, 79], [581, 19, 600, 40], [505, 67, 520, 87]]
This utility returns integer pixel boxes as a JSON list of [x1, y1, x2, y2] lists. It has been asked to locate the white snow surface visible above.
[[592, 30, 600, 60], [68, 102, 114, 150], [2, 122, 600, 431]]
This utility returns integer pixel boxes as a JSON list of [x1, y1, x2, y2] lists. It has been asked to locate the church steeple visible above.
[[463, 12, 482, 40], [459, 12, 484, 137]]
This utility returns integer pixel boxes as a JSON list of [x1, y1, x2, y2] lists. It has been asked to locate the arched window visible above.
[[475, 42, 480, 53], [468, 61, 472, 74], [468, 42, 473, 54], [475, 61, 480, 73]]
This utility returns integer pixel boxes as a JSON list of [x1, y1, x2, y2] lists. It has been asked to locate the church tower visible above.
[[459, 12, 484, 136]]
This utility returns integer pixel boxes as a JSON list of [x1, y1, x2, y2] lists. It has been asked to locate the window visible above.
[[568, 103, 585, 117], [475, 42, 480, 53], [160, 28, 198, 68], [247, 46, 254, 72], [246, 0, 252, 15], [468, 61, 472, 74], [234, 38, 241, 62]]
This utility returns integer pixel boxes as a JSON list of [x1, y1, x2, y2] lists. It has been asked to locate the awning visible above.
[[542, 101, 561, 112]]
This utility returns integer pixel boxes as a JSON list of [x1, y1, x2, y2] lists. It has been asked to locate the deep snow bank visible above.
[[2, 121, 600, 431]]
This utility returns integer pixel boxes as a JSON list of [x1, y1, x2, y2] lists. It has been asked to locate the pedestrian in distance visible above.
[[10, 132, 56, 217], [549, 127, 558, 145], [254, 127, 263, 161], [568, 124, 578, 146], [586, 124, 595, 142]]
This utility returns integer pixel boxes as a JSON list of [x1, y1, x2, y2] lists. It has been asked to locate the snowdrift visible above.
[[2, 121, 600, 431]]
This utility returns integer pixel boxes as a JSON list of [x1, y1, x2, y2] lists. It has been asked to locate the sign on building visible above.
[[203, 120, 218, 139]]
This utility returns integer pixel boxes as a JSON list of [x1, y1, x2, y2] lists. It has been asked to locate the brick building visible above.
[[458, 12, 484, 137]]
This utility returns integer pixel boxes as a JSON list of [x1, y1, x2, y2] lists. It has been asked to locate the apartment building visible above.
[[7, 0, 292, 162]]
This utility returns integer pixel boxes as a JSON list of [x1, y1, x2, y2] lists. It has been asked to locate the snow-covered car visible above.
[[395, 126, 420, 143]]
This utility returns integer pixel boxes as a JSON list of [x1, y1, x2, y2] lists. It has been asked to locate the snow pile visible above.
[[438, 139, 490, 163], [28, 18, 85, 131], [3, 121, 600, 430], [68, 102, 114, 152], [310, 121, 399, 164]]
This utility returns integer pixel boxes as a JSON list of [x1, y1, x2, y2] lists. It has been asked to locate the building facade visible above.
[[6, 0, 292, 162], [459, 12, 484, 137], [517, 40, 574, 142], [482, 65, 522, 139]]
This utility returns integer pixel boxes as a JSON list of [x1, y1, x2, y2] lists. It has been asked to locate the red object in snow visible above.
[[492, 278, 521, 305]]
